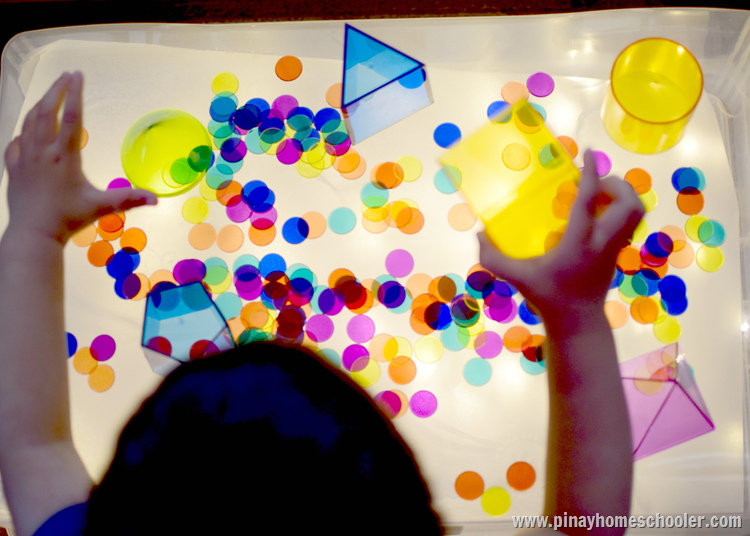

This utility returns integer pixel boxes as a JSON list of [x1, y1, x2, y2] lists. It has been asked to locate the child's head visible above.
[[84, 341, 443, 535]]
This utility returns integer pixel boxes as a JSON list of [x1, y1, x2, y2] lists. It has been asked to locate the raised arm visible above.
[[479, 150, 644, 536], [0, 72, 156, 536]]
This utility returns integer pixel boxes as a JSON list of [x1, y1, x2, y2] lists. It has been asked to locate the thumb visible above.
[[88, 186, 157, 220]]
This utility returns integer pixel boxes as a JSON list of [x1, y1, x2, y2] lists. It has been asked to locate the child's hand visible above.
[[3, 71, 156, 246], [478, 149, 644, 329]]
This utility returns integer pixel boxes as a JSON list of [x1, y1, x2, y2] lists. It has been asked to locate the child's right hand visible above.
[[478, 149, 644, 330]]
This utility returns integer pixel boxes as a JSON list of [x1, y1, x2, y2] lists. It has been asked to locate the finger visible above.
[[4, 138, 21, 171], [20, 106, 39, 154], [59, 71, 83, 153], [477, 232, 534, 285], [35, 72, 71, 144], [593, 177, 646, 253], [561, 149, 599, 244], [88, 187, 158, 220]]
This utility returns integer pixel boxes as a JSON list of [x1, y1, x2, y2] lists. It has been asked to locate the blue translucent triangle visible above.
[[342, 24, 424, 106]]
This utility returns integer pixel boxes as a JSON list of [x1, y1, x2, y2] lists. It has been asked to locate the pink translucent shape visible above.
[[620, 343, 714, 461], [385, 249, 414, 278], [410, 390, 437, 418], [346, 315, 375, 343], [306, 314, 334, 343]]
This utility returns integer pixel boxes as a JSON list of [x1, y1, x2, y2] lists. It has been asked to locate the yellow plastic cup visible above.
[[602, 38, 703, 154], [440, 99, 581, 259]]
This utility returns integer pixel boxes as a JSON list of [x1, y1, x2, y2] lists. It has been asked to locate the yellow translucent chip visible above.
[[639, 189, 658, 212], [415, 336, 444, 364], [696, 245, 724, 272], [211, 72, 239, 95], [654, 316, 682, 343], [685, 215, 708, 242], [397, 156, 423, 182], [632, 218, 649, 243], [182, 197, 209, 224]]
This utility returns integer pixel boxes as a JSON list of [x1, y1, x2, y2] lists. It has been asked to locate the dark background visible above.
[[1, 0, 746, 62]]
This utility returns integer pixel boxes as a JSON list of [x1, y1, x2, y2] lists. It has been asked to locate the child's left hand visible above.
[[4, 71, 157, 246]]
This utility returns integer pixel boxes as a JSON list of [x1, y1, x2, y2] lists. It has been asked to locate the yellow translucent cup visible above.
[[602, 38, 703, 154], [440, 99, 581, 259]]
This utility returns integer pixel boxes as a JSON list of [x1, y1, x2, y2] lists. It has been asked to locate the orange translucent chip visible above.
[[326, 82, 343, 108], [362, 215, 389, 234], [616, 246, 641, 275], [399, 210, 425, 235], [660, 225, 686, 252], [88, 364, 115, 392], [625, 168, 652, 195], [369, 334, 393, 363], [248, 225, 275, 246], [216, 181, 242, 207], [241, 302, 271, 330], [631, 296, 659, 324], [217, 225, 244, 253], [668, 241, 694, 269], [73, 347, 98, 374], [604, 301, 628, 329], [80, 128, 89, 149], [503, 326, 532, 352], [275, 55, 303, 81], [87, 241, 114, 267], [150, 269, 177, 289], [388, 356, 417, 385], [551, 196, 570, 220], [336, 151, 361, 174], [302, 211, 326, 239], [98, 213, 125, 233], [429, 276, 457, 303], [557, 135, 578, 158], [373, 162, 405, 189], [456, 471, 485, 500], [676, 189, 704, 215], [507, 462, 536, 491], [120, 228, 147, 252], [556, 180, 578, 207], [407, 273, 432, 298], [71, 223, 97, 247], [329, 268, 355, 289], [340, 155, 367, 180], [188, 223, 216, 250]]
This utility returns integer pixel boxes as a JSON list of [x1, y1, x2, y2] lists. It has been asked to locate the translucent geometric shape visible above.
[[620, 343, 714, 461], [141, 282, 236, 375], [439, 98, 580, 259], [342, 24, 433, 144]]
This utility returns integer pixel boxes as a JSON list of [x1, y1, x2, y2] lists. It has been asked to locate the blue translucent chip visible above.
[[66, 332, 77, 357], [107, 249, 138, 280], [610, 268, 624, 289], [632, 269, 661, 297], [314, 108, 341, 131], [519, 300, 543, 325], [662, 297, 688, 315], [645, 232, 673, 258], [487, 100, 512, 123], [282, 217, 310, 245], [260, 254, 286, 278], [659, 275, 687, 303], [672, 167, 706, 192]]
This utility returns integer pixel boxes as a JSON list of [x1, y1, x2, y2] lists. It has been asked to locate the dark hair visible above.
[[84, 341, 443, 535]]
